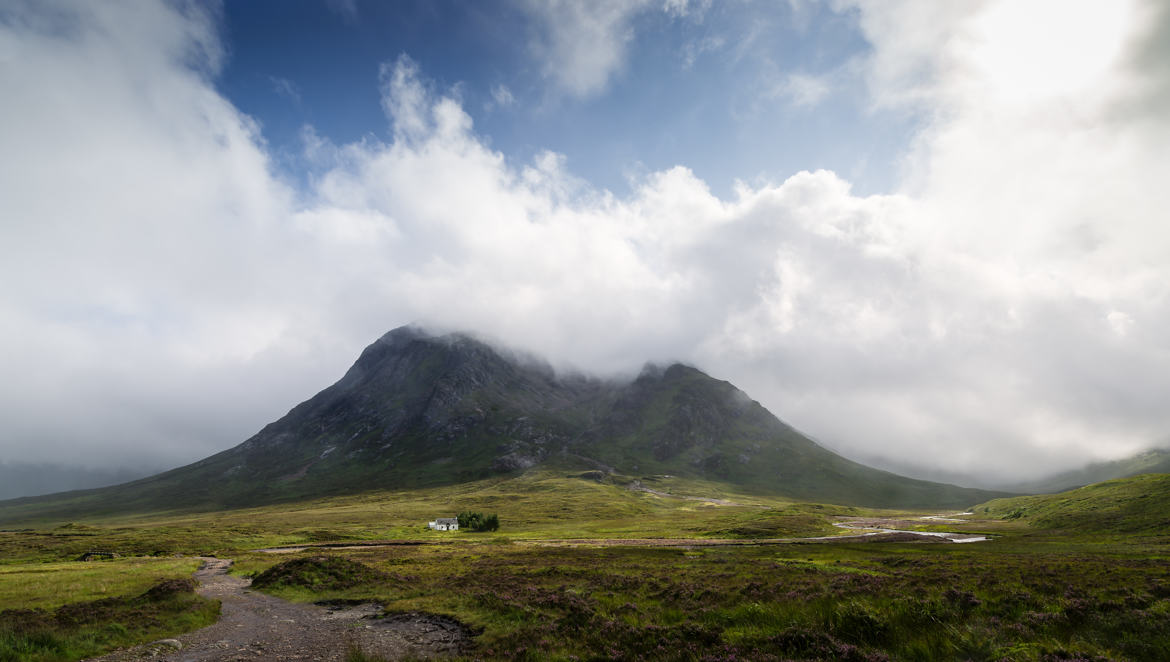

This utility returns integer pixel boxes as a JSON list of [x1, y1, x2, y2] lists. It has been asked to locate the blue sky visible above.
[[1, 0, 1169, 491], [218, 0, 912, 197]]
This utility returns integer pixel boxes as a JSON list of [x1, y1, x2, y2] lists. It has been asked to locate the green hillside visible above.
[[1014, 448, 1170, 494], [975, 473, 1170, 534], [583, 363, 998, 508]]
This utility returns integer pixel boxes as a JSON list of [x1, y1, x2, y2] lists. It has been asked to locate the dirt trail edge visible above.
[[85, 557, 472, 662]]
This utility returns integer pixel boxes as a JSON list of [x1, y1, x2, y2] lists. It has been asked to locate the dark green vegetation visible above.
[[0, 577, 218, 662], [251, 555, 389, 591], [457, 511, 499, 531], [0, 326, 1004, 525], [976, 473, 1170, 534]]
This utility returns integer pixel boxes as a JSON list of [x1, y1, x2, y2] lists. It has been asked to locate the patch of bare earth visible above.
[[85, 558, 473, 662]]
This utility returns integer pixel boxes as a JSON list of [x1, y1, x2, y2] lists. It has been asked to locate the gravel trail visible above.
[[85, 558, 471, 662]]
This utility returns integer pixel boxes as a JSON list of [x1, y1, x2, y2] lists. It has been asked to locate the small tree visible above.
[[457, 511, 499, 532]]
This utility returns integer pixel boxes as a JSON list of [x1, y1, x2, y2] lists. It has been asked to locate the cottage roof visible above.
[[435, 517, 458, 524]]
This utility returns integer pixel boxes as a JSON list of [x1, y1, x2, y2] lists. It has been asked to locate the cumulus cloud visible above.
[[1, 0, 1168, 487], [0, 0, 324, 469], [815, 0, 1170, 476]]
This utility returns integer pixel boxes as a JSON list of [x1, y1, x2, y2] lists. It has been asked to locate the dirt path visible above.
[[625, 481, 753, 507], [86, 558, 471, 662]]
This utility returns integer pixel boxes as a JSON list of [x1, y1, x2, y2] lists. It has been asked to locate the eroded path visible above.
[[86, 558, 471, 662]]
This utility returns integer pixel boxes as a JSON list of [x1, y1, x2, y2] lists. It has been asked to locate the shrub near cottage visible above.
[[457, 511, 500, 532]]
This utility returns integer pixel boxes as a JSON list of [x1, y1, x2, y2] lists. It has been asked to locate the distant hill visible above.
[[975, 473, 1170, 534], [0, 326, 1005, 523], [1008, 448, 1170, 494], [0, 462, 156, 500]]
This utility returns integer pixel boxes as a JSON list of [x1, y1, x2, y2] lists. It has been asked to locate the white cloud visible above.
[[519, 0, 655, 98], [326, 0, 358, 23], [486, 83, 516, 111], [681, 35, 725, 69], [663, 0, 712, 20], [517, 0, 720, 96], [778, 72, 832, 107], [816, 0, 1170, 476], [270, 76, 301, 104], [1, 0, 1168, 488], [0, 0, 327, 470]]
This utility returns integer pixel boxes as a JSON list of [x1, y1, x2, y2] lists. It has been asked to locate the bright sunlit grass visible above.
[[0, 557, 201, 611]]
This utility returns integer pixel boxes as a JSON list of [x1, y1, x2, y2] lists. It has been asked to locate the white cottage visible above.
[[427, 517, 459, 531]]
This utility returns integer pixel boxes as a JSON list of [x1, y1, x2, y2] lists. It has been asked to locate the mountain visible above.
[[1008, 448, 1170, 494], [0, 326, 1005, 522], [974, 473, 1170, 534], [0, 462, 158, 500]]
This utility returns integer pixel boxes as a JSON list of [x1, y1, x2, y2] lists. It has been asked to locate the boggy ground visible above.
[[230, 534, 1170, 662], [84, 558, 472, 662]]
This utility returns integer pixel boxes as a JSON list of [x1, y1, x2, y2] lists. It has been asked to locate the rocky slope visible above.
[[0, 326, 1004, 519]]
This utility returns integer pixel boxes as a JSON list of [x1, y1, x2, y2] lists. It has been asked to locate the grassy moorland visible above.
[[0, 570, 217, 662], [240, 537, 1170, 662], [2, 472, 1169, 661], [0, 471, 855, 561], [0, 557, 203, 611]]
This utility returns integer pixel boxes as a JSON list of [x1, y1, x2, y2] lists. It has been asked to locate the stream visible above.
[[831, 512, 988, 543]]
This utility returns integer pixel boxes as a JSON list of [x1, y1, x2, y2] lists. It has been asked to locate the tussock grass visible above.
[[0, 577, 218, 662], [251, 556, 389, 592], [0, 557, 202, 611]]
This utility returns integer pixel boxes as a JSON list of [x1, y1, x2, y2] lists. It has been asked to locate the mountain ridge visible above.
[[1006, 447, 1170, 494], [0, 326, 1007, 523]]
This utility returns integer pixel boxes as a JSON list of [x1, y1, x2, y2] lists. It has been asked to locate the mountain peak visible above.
[[0, 327, 1007, 517], [636, 361, 700, 381], [368, 324, 481, 355]]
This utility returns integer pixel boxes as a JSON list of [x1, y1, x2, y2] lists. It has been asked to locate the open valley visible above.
[[4, 471, 1170, 661]]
